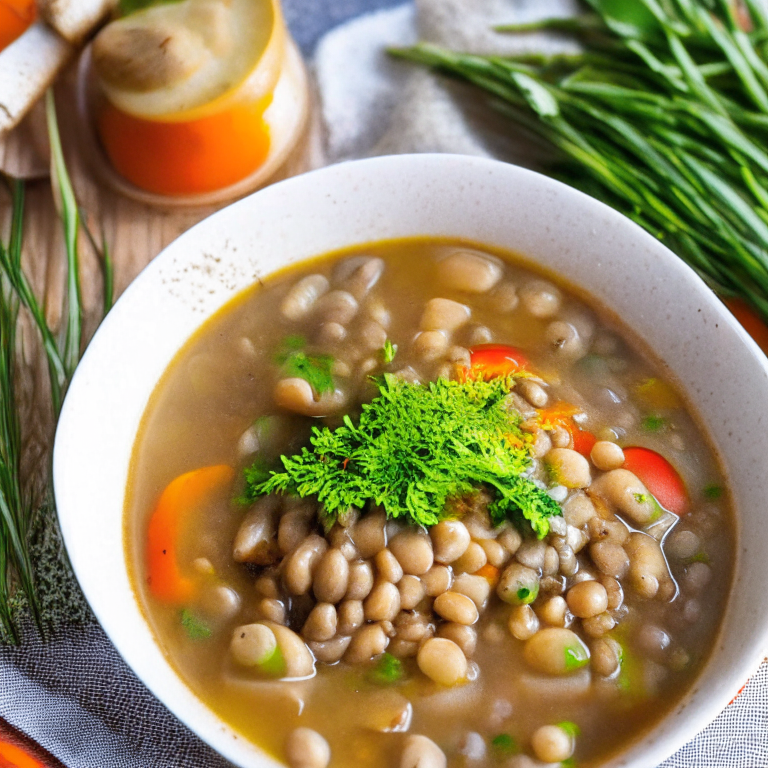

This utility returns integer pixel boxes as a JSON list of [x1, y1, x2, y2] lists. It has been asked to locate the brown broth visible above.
[[125, 238, 734, 768]]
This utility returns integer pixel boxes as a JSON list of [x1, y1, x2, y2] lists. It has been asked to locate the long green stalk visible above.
[[391, 0, 768, 324]]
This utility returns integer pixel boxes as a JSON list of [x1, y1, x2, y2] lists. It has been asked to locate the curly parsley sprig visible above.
[[247, 374, 560, 537]]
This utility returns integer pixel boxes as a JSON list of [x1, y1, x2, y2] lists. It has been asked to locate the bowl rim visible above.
[[53, 153, 768, 768]]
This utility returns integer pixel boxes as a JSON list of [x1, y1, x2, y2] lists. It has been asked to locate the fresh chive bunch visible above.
[[0, 92, 112, 641], [392, 0, 768, 322]]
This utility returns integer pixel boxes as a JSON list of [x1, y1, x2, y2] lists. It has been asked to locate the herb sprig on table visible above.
[[391, 0, 768, 323], [247, 374, 561, 537]]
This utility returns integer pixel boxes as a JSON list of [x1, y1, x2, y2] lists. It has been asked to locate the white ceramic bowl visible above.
[[53, 154, 768, 768]]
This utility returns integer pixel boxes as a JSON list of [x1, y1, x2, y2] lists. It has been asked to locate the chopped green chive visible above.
[[368, 652, 404, 684], [703, 484, 723, 500], [490, 733, 518, 757], [181, 609, 212, 640], [642, 415, 666, 432], [557, 721, 581, 738], [564, 644, 589, 672], [686, 552, 710, 565], [381, 339, 398, 364]]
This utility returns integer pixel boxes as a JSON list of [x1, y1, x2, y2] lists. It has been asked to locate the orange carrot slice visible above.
[[464, 344, 529, 381], [622, 447, 688, 515], [0, 739, 45, 768], [146, 464, 235, 603], [0, 0, 36, 52]]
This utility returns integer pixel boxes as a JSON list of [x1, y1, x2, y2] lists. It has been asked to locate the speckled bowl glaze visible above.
[[53, 154, 768, 768]]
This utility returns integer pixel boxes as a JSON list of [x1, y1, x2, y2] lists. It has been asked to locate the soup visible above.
[[126, 239, 733, 768]]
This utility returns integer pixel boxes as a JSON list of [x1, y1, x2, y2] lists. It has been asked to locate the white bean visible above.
[[420, 298, 471, 332], [285, 727, 330, 768], [281, 275, 329, 321], [438, 250, 502, 293]]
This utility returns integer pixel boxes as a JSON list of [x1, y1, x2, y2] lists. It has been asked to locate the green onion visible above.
[[368, 652, 404, 684], [391, 0, 768, 324]]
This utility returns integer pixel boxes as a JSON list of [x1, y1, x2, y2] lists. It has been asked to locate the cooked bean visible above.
[[364, 581, 401, 622], [280, 275, 329, 320], [497, 527, 522, 556], [376, 548, 404, 583], [417, 637, 468, 686], [515, 538, 546, 570], [518, 379, 548, 408], [278, 505, 315, 555], [587, 516, 629, 546], [566, 524, 589, 553], [257, 597, 286, 624], [545, 448, 591, 489], [399, 575, 427, 609], [478, 538, 508, 568], [285, 727, 330, 768], [590, 441, 625, 471], [337, 600, 364, 635], [350, 510, 387, 558], [552, 537, 577, 577], [254, 573, 280, 598], [233, 496, 281, 564], [346, 560, 375, 600], [313, 549, 350, 604], [430, 520, 470, 564], [274, 378, 345, 417], [302, 603, 337, 642], [625, 532, 671, 598], [452, 541, 487, 574], [452, 573, 491, 610], [523, 628, 590, 675], [438, 250, 502, 293], [490, 282, 519, 312], [339, 256, 384, 299], [497, 563, 540, 605], [637, 625, 671, 658], [508, 604, 539, 640], [434, 592, 479, 625], [421, 298, 471, 332], [531, 429, 552, 459], [389, 639, 420, 658], [562, 492, 596, 527], [357, 320, 388, 351], [682, 561, 711, 594], [201, 585, 240, 620], [547, 321, 587, 358], [394, 611, 433, 643], [590, 541, 630, 579], [390, 529, 434, 575], [421, 565, 453, 597], [315, 290, 358, 325], [589, 469, 661, 526], [400, 734, 447, 768], [345, 623, 389, 663], [537, 596, 567, 627], [308, 635, 352, 664], [542, 545, 560, 577], [600, 575, 624, 610], [269, 623, 315, 677], [437, 622, 477, 658], [551, 425, 572, 449], [469, 325, 493, 345], [230, 623, 278, 669], [519, 279, 561, 318], [582, 612, 616, 638], [283, 535, 328, 596], [192, 557, 215, 575], [413, 330, 449, 362], [591, 637, 622, 677], [531, 724, 575, 763], [666, 529, 701, 560], [317, 321, 346, 345], [567, 581, 608, 618]]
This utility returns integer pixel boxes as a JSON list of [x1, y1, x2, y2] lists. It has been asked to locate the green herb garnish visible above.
[[381, 339, 398, 364], [704, 483, 723, 500], [490, 733, 518, 757], [368, 652, 404, 684], [275, 335, 334, 395], [119, 0, 184, 16], [641, 415, 666, 432], [181, 608, 212, 640], [564, 643, 590, 672], [686, 551, 710, 565], [248, 374, 560, 535]]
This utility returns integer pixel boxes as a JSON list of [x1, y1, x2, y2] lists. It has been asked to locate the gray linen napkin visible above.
[[1, 2, 765, 767]]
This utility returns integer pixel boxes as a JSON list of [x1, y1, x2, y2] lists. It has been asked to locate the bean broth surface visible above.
[[126, 239, 733, 768]]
